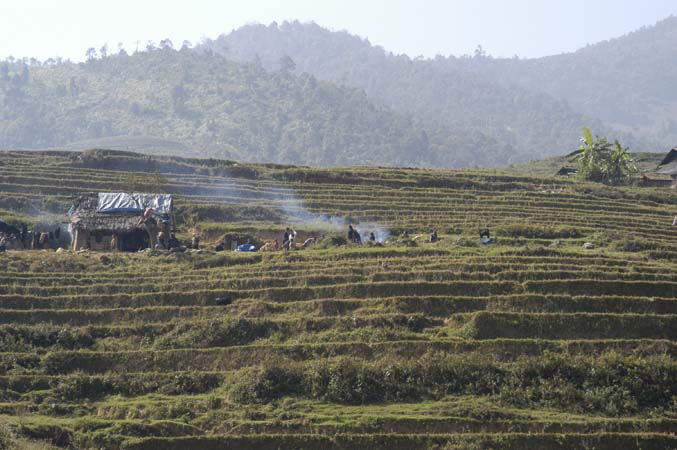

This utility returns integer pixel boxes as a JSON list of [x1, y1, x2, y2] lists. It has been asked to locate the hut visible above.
[[638, 173, 674, 187], [69, 193, 174, 251], [656, 148, 677, 183]]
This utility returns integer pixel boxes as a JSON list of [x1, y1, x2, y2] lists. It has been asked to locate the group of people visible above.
[[282, 227, 297, 250], [348, 225, 377, 245], [0, 221, 62, 253]]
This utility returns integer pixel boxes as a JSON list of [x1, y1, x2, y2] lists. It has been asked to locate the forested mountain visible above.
[[203, 20, 671, 165], [0, 18, 672, 168], [456, 16, 677, 145], [0, 49, 430, 166]]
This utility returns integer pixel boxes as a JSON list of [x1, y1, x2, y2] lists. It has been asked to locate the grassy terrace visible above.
[[0, 150, 675, 449]]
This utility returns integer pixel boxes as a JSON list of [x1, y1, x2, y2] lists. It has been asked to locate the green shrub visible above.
[[154, 318, 276, 349], [51, 373, 111, 400], [230, 366, 303, 403]]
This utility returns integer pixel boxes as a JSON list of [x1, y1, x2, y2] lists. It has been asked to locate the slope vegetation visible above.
[[0, 50, 427, 166], [0, 150, 675, 450], [205, 21, 660, 166]]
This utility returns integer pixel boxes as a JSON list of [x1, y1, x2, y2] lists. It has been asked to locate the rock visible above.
[[582, 242, 595, 249]]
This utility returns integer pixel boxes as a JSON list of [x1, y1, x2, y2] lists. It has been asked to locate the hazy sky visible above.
[[1, 0, 675, 61]]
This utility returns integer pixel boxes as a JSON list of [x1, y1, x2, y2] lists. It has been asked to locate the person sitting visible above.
[[430, 229, 439, 243], [168, 234, 180, 249], [191, 234, 200, 250], [260, 240, 279, 252], [479, 228, 496, 244], [348, 225, 355, 242], [369, 232, 376, 242]]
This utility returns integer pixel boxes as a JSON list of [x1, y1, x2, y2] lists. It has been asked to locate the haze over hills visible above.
[[0, 17, 674, 167], [204, 18, 676, 161]]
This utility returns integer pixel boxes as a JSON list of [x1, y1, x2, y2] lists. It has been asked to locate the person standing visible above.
[[110, 233, 118, 253], [283, 228, 291, 250]]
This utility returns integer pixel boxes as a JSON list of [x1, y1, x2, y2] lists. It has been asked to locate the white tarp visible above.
[[96, 193, 172, 214]]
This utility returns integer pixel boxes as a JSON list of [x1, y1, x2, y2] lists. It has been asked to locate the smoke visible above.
[[193, 176, 391, 242], [272, 191, 391, 243]]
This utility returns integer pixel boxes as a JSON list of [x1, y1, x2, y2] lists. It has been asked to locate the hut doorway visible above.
[[118, 229, 150, 252]]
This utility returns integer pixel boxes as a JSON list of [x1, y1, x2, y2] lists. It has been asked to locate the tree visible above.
[[279, 55, 296, 72], [606, 141, 637, 185], [85, 48, 97, 61], [100, 44, 108, 59], [160, 39, 174, 50], [573, 128, 636, 185]]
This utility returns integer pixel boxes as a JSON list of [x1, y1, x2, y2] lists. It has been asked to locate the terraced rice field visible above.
[[0, 150, 675, 449]]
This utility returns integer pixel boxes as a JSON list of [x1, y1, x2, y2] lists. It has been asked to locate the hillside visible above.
[[204, 21, 661, 166], [463, 17, 677, 144], [0, 150, 676, 449], [0, 49, 429, 166]]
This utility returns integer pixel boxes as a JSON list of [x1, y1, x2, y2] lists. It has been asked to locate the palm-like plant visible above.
[[605, 141, 637, 185], [572, 128, 636, 184]]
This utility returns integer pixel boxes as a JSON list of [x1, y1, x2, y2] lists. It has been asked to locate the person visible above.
[[161, 214, 171, 235], [0, 237, 6, 254], [157, 231, 167, 249], [353, 229, 362, 245], [430, 229, 439, 243], [20, 224, 28, 249], [287, 229, 297, 250], [260, 240, 279, 251], [214, 240, 226, 252], [32, 231, 39, 249], [348, 225, 355, 242], [302, 238, 315, 248], [369, 232, 376, 242], [168, 234, 179, 249], [191, 234, 200, 250], [138, 207, 155, 226], [282, 228, 291, 250], [110, 233, 118, 252], [39, 232, 49, 249]]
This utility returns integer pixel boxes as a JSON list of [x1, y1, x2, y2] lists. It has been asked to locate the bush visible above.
[[610, 238, 658, 252], [230, 366, 303, 403], [51, 373, 111, 400], [154, 318, 275, 349], [158, 372, 222, 395]]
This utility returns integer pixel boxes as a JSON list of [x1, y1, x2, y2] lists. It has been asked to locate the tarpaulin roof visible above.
[[96, 193, 172, 214]]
